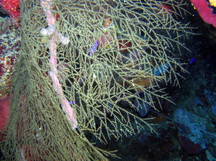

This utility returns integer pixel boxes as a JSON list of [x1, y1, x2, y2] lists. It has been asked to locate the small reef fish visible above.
[[189, 57, 195, 64], [88, 40, 100, 55]]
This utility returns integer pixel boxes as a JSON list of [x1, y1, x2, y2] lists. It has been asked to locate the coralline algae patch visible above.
[[0, 0, 20, 25], [0, 55, 17, 97], [0, 18, 20, 97]]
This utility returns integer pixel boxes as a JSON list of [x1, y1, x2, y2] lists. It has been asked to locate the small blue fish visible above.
[[189, 58, 195, 64], [88, 40, 100, 55], [69, 101, 75, 104]]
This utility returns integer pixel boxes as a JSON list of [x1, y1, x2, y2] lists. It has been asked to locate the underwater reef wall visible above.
[[0, 0, 192, 160]]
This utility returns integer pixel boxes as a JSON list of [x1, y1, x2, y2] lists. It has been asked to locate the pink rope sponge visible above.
[[0, 0, 20, 25], [190, 0, 216, 27]]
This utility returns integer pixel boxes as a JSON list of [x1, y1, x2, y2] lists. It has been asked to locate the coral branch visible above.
[[40, 0, 77, 129]]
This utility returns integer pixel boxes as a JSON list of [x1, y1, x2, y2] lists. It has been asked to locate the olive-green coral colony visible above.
[[1, 0, 191, 160]]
